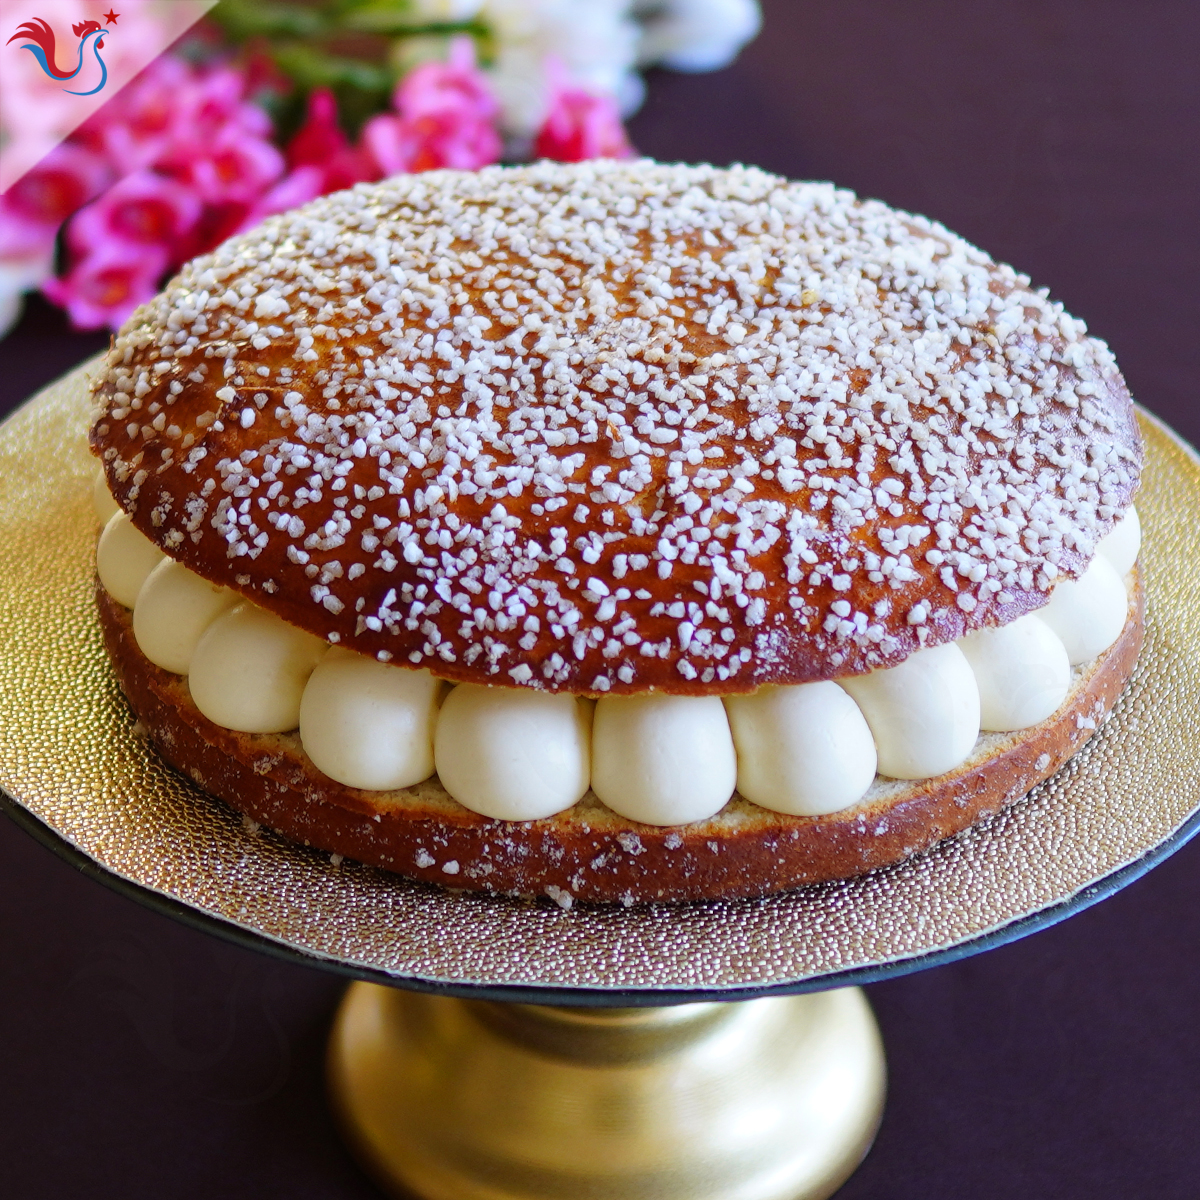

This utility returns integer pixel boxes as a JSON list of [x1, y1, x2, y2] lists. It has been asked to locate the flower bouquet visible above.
[[0, 0, 761, 336]]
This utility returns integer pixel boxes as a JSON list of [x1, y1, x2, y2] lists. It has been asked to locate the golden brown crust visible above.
[[98, 572, 1145, 905], [89, 163, 1141, 696]]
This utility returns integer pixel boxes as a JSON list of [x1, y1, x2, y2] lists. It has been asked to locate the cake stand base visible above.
[[327, 984, 885, 1200]]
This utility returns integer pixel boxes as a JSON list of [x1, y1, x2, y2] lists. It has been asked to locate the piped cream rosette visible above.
[[94, 478, 1140, 827]]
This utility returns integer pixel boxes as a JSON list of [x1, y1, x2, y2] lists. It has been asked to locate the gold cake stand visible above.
[[3, 361, 1200, 1199]]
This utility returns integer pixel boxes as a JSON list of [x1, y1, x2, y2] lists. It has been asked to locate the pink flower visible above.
[[235, 165, 327, 234], [235, 89, 383, 238], [285, 88, 377, 193], [163, 124, 285, 207], [397, 35, 499, 129], [360, 115, 414, 177], [16, 52, 305, 332], [110, 63, 286, 236], [363, 36, 501, 175], [43, 238, 168, 331], [76, 55, 194, 175], [77, 57, 278, 189], [534, 63, 633, 163], [181, 201, 257, 261], [186, 65, 274, 144], [0, 142, 111, 258], [360, 115, 413, 177], [287, 88, 348, 168], [66, 170, 202, 259]]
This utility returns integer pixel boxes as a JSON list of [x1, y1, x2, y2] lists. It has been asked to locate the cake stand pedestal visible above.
[[328, 985, 883, 1200], [3, 366, 1200, 1200]]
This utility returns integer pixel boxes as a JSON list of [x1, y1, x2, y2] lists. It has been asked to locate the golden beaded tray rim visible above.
[[2, 360, 1199, 1001]]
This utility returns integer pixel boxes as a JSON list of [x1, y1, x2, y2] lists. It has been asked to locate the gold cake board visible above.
[[3, 360, 1200, 1198]]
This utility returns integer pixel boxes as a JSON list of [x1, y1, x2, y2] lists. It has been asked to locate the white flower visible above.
[[635, 0, 762, 72], [481, 0, 642, 137], [0, 249, 54, 340], [407, 0, 485, 18], [424, 0, 762, 142], [0, 278, 25, 339]]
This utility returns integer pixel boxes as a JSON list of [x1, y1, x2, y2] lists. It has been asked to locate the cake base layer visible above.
[[97, 576, 1144, 905]]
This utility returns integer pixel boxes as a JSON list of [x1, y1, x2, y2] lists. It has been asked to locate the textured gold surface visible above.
[[328, 984, 884, 1200], [2, 359, 1199, 994]]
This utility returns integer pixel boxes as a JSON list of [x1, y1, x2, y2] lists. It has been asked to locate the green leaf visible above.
[[342, 7, 483, 37], [210, 0, 328, 40], [271, 41, 395, 94]]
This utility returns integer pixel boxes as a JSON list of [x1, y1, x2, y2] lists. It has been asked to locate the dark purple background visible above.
[[3, 2, 1199, 1196]]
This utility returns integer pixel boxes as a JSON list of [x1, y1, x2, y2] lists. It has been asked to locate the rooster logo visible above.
[[7, 14, 116, 96]]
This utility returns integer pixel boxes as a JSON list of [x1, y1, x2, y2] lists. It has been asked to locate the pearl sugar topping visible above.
[[91, 160, 1141, 696]]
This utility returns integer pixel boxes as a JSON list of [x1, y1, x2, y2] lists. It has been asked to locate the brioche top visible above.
[[89, 160, 1141, 694]]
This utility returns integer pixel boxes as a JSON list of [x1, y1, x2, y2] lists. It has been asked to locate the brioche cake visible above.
[[87, 160, 1144, 906]]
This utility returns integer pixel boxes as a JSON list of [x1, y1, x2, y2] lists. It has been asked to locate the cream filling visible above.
[[96, 483, 1139, 827], [725, 681, 877, 816], [592, 693, 738, 824], [1038, 554, 1129, 666], [958, 613, 1071, 733], [434, 684, 592, 821], [92, 472, 120, 526], [188, 603, 328, 734], [839, 642, 981, 780], [97, 511, 164, 608], [299, 647, 442, 792], [1098, 506, 1141, 578], [134, 558, 238, 675]]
